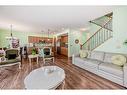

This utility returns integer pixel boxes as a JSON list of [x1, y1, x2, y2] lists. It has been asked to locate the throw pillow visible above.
[[111, 55, 126, 66], [79, 50, 88, 58]]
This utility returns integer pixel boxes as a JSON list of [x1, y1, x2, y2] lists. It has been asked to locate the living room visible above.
[[0, 5, 127, 90]]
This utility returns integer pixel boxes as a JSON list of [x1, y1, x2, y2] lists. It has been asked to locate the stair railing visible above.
[[81, 18, 113, 50]]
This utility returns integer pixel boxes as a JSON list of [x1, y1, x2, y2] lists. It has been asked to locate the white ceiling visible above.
[[0, 6, 120, 33]]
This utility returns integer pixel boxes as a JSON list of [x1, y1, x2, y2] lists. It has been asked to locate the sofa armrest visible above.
[[73, 54, 80, 57], [72, 54, 80, 64], [123, 63, 127, 87]]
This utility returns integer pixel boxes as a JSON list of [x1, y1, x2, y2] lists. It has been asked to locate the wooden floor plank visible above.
[[0, 55, 125, 89]]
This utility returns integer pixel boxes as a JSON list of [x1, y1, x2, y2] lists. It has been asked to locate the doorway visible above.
[[56, 33, 68, 57]]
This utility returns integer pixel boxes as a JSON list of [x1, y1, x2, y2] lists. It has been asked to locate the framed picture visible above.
[[75, 39, 79, 44]]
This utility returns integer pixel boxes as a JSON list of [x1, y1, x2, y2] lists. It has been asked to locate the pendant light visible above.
[[48, 29, 50, 41], [10, 24, 13, 38]]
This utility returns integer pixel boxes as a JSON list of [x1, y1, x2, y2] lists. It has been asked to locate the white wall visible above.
[[68, 28, 87, 57], [95, 7, 127, 54], [56, 28, 87, 57]]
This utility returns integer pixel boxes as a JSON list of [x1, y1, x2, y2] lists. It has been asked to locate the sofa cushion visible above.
[[74, 56, 101, 68], [111, 55, 126, 66], [79, 50, 88, 58], [104, 53, 118, 63], [90, 51, 104, 61], [83, 58, 101, 68], [99, 63, 123, 78], [104, 53, 127, 63], [74, 57, 85, 64]]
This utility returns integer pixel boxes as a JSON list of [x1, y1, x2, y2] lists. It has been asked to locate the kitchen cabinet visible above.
[[60, 47, 68, 56], [28, 36, 53, 43]]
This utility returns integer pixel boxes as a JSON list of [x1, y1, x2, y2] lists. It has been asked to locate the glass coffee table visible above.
[[24, 66, 65, 89]]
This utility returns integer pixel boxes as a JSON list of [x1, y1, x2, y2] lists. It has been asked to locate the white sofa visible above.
[[72, 51, 127, 88]]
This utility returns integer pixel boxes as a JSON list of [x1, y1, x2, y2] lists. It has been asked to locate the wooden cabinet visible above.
[[58, 34, 68, 56], [60, 47, 68, 56], [64, 36, 68, 42], [28, 36, 53, 43], [61, 36, 68, 43], [36, 37, 39, 42]]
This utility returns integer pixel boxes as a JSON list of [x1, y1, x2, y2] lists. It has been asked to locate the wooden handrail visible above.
[[81, 18, 112, 47], [90, 21, 112, 31], [89, 12, 113, 24]]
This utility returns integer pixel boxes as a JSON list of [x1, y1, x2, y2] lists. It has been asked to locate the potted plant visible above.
[[123, 39, 127, 46], [31, 48, 36, 55]]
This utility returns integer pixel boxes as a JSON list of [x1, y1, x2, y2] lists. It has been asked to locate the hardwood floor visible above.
[[0, 55, 125, 89]]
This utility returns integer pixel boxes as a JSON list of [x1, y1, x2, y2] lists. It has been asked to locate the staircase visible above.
[[81, 13, 113, 51]]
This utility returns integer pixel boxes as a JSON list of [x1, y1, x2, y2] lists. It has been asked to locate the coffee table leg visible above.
[[61, 80, 65, 89]]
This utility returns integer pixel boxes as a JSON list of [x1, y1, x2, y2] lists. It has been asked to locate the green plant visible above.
[[32, 48, 36, 55], [123, 39, 127, 45]]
